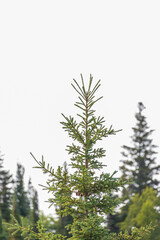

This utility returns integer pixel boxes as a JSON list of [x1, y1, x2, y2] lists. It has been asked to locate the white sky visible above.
[[0, 1, 160, 216]]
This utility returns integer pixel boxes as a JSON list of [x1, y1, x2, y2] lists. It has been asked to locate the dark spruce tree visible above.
[[15, 163, 30, 218], [120, 102, 160, 197], [107, 102, 160, 233], [108, 102, 160, 234]]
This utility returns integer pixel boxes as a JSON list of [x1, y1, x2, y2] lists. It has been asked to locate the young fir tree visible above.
[[9, 76, 153, 240], [15, 164, 30, 218], [120, 102, 160, 198], [51, 75, 123, 239]]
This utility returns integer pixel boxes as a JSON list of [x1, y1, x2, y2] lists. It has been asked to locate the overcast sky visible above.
[[0, 1, 160, 215]]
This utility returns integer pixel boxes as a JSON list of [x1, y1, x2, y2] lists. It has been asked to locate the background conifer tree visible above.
[[15, 163, 30, 218], [120, 102, 160, 197], [108, 102, 160, 234]]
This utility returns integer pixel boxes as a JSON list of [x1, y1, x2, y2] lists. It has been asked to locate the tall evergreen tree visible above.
[[15, 163, 30, 218], [120, 102, 160, 197], [107, 102, 160, 234]]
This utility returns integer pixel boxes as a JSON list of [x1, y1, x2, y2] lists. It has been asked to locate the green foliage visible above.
[[111, 224, 154, 240], [8, 75, 153, 239], [55, 162, 73, 238], [0, 219, 11, 240], [8, 215, 66, 240], [120, 187, 160, 240]]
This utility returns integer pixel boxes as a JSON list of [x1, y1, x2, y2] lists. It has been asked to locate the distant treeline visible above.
[[0, 158, 39, 239]]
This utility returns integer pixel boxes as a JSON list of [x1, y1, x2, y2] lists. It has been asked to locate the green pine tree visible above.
[[50, 75, 123, 239]]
